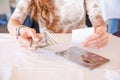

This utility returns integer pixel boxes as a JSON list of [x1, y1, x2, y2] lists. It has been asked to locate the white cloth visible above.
[[0, 67, 12, 80], [0, 34, 83, 80], [0, 30, 120, 80], [105, 69, 120, 80]]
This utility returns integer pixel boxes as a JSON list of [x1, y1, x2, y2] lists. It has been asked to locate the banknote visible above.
[[29, 31, 57, 49]]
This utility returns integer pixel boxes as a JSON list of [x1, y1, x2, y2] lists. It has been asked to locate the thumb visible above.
[[20, 27, 40, 42]]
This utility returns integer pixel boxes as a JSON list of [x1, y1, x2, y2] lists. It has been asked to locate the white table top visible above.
[[0, 33, 120, 80]]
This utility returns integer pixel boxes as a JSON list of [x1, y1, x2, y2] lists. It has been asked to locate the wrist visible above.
[[16, 25, 25, 38]]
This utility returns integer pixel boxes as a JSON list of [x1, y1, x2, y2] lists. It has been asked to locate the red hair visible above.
[[28, 0, 60, 32]]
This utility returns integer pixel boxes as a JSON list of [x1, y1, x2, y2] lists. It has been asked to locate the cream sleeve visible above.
[[10, 0, 31, 24], [85, 0, 103, 24]]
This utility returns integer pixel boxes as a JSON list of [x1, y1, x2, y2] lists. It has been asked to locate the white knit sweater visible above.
[[11, 0, 102, 33]]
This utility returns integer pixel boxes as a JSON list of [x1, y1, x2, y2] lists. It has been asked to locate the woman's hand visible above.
[[82, 25, 109, 49], [17, 27, 41, 49]]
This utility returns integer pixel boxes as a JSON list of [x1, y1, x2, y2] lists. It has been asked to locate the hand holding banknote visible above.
[[17, 27, 41, 49], [17, 27, 57, 49]]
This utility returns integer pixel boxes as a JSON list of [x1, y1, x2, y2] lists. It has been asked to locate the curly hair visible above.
[[28, 0, 60, 32]]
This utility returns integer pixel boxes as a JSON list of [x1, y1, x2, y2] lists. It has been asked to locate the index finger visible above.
[[28, 28, 41, 42]]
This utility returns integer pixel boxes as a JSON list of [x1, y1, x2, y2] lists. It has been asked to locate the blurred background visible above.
[[0, 0, 120, 34], [0, 0, 19, 33]]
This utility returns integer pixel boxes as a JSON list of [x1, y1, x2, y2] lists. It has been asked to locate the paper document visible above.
[[71, 27, 94, 46]]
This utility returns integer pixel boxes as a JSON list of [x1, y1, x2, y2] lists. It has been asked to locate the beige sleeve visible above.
[[10, 0, 31, 24], [85, 0, 103, 24]]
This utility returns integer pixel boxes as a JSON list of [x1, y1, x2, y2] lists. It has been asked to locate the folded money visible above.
[[30, 31, 57, 49]]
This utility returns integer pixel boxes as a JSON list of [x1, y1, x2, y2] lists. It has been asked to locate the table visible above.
[[0, 33, 120, 80]]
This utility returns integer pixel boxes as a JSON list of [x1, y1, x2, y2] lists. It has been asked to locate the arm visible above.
[[7, 0, 40, 49], [8, 0, 30, 35], [83, 0, 109, 49], [85, 0, 105, 29]]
